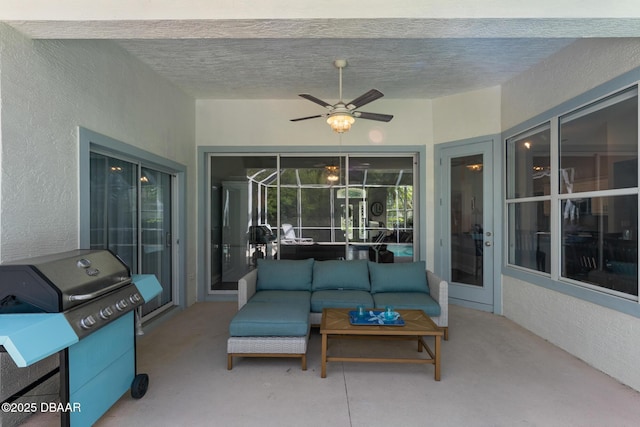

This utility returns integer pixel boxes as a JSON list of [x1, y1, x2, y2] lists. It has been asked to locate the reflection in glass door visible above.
[[89, 153, 175, 318], [140, 168, 173, 316], [209, 155, 278, 291], [89, 154, 139, 271], [439, 140, 494, 311], [450, 154, 485, 287]]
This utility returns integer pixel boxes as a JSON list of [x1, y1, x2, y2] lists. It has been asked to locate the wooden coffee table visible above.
[[320, 308, 443, 380]]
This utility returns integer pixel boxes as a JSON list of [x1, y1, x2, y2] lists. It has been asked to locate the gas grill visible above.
[[0, 249, 162, 426], [0, 249, 142, 337]]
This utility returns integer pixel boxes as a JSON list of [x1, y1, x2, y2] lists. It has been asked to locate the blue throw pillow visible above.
[[368, 261, 428, 294], [256, 258, 314, 291], [312, 259, 370, 291]]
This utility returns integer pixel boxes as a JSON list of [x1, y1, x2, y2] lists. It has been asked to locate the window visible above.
[[506, 87, 639, 299], [506, 125, 551, 273]]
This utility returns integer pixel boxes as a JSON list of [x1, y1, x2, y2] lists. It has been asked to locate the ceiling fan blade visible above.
[[346, 89, 384, 109], [299, 94, 333, 109], [290, 114, 323, 122], [355, 111, 394, 122]]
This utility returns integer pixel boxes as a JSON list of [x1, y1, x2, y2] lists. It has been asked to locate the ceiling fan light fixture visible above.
[[325, 165, 340, 182], [327, 114, 355, 133], [327, 173, 340, 182]]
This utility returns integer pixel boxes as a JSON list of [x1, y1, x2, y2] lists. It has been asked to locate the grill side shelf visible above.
[[131, 274, 162, 303], [0, 314, 78, 367]]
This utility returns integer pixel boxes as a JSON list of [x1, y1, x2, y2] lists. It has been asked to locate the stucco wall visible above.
[[501, 39, 640, 392], [0, 25, 197, 303], [502, 38, 640, 130], [432, 86, 501, 144]]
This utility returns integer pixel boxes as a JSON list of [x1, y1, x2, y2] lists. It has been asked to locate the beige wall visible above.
[[432, 86, 502, 143], [196, 99, 432, 147]]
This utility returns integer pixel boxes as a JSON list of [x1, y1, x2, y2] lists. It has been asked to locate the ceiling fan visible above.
[[290, 59, 394, 133]]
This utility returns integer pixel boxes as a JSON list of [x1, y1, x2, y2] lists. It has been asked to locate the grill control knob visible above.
[[115, 299, 129, 311], [80, 315, 97, 329], [129, 293, 142, 304], [100, 306, 114, 319]]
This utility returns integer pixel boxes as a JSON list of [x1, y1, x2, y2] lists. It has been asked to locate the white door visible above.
[[437, 140, 495, 311]]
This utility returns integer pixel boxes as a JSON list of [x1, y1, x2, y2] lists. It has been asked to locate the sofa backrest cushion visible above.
[[312, 259, 370, 291], [368, 260, 429, 294], [257, 258, 314, 291]]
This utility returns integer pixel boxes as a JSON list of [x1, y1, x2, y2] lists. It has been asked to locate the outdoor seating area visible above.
[[4, 7, 640, 426], [227, 258, 448, 370]]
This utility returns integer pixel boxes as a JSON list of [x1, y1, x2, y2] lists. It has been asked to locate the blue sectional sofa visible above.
[[227, 258, 449, 369]]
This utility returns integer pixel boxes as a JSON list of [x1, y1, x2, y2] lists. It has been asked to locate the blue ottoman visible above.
[[227, 302, 310, 370]]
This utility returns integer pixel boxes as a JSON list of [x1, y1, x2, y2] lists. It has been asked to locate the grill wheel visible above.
[[131, 373, 149, 399]]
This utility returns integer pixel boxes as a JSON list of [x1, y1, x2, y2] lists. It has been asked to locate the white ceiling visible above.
[[5, 5, 640, 101]]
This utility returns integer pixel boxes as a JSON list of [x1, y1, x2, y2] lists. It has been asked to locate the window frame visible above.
[[503, 79, 640, 318]]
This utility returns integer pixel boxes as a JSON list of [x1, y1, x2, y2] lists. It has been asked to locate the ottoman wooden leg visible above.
[[227, 354, 233, 370]]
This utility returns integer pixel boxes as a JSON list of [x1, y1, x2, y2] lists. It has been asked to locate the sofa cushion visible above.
[[368, 261, 429, 294], [311, 290, 374, 313], [256, 258, 314, 291], [312, 259, 370, 291], [249, 290, 311, 311], [229, 302, 309, 337], [372, 292, 441, 317]]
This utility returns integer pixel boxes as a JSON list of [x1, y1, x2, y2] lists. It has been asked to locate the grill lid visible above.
[[0, 249, 131, 313]]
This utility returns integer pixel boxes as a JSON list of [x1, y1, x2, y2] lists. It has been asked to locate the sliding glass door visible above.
[[90, 153, 175, 317], [207, 153, 418, 293]]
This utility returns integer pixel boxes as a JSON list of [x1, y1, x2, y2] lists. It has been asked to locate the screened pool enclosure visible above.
[[208, 154, 417, 292]]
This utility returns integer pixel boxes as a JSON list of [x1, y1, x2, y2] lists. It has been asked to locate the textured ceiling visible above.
[[6, 16, 640, 100], [114, 38, 575, 100]]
